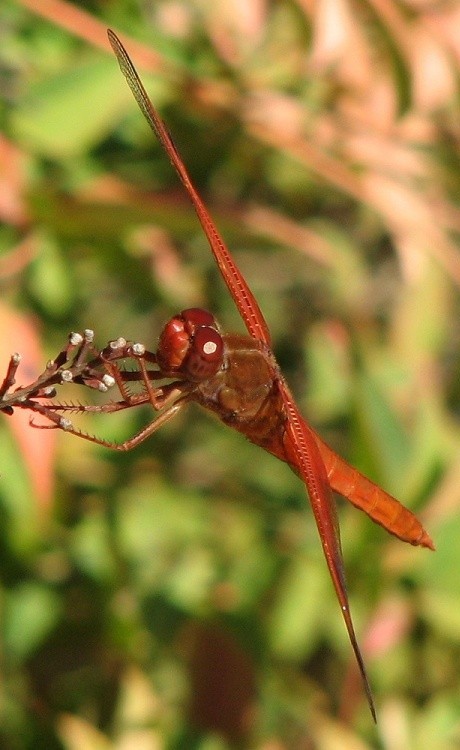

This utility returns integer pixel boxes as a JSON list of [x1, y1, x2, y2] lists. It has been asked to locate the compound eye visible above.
[[181, 308, 217, 333], [185, 326, 224, 381], [156, 317, 189, 371]]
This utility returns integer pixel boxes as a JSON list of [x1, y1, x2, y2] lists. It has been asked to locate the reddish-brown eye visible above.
[[156, 317, 189, 371], [181, 308, 216, 331], [184, 326, 224, 381], [156, 309, 223, 380]]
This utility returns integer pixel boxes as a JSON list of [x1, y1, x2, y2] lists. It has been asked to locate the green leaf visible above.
[[268, 553, 329, 660], [28, 232, 74, 315], [12, 59, 130, 158], [353, 371, 411, 493], [5, 583, 61, 662]]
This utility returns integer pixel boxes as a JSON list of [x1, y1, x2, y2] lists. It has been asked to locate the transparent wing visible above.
[[107, 29, 271, 346]]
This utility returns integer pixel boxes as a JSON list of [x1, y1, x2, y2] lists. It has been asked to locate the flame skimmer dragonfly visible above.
[[43, 30, 434, 721]]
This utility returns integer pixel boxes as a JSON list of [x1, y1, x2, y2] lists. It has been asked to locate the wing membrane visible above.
[[107, 29, 271, 346], [279, 381, 376, 721]]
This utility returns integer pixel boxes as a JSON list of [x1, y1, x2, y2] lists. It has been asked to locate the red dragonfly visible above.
[[47, 30, 435, 721]]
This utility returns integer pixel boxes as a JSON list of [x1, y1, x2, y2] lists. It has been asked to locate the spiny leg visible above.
[[30, 394, 189, 451]]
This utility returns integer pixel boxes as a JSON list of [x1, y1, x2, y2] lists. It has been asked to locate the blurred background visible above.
[[1, 0, 460, 747]]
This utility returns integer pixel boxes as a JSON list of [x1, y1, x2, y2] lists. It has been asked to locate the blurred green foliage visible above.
[[1, 1, 460, 748]]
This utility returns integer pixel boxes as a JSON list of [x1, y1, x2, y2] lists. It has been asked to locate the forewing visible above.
[[279, 381, 376, 721], [107, 30, 271, 346]]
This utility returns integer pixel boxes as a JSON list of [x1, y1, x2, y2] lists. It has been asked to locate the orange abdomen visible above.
[[314, 435, 434, 550]]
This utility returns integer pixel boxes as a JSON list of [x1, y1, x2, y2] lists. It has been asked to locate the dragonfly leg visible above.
[[29, 394, 188, 451]]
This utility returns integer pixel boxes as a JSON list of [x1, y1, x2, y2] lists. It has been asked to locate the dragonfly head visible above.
[[157, 308, 224, 381]]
